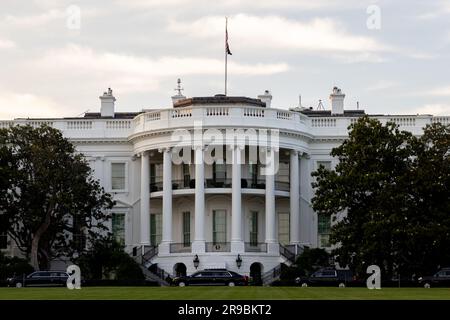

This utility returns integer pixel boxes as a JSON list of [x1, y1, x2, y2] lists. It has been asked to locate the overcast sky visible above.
[[0, 0, 449, 119]]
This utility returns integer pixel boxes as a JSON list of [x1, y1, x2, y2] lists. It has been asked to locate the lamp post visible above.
[[236, 254, 242, 269], [193, 255, 200, 269]]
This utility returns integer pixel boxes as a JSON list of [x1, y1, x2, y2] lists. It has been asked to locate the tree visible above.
[[311, 117, 450, 278], [295, 248, 331, 277], [76, 237, 144, 281], [0, 125, 114, 270]]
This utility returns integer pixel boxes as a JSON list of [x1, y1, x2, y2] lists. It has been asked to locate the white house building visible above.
[[1, 85, 449, 283]]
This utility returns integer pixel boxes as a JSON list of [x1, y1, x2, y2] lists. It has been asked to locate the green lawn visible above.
[[0, 286, 449, 300]]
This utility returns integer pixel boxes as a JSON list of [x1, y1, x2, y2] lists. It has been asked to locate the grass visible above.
[[0, 286, 449, 300]]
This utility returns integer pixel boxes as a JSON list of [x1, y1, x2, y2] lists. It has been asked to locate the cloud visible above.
[[424, 86, 450, 96], [3, 9, 64, 27], [412, 104, 450, 116], [32, 44, 289, 93], [168, 14, 391, 55], [115, 0, 363, 10], [0, 92, 64, 119], [366, 80, 400, 92], [0, 38, 15, 49]]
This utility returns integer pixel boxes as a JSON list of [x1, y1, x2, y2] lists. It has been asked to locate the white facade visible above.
[[1, 87, 449, 278]]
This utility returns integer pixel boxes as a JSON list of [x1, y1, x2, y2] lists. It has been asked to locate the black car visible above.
[[418, 268, 450, 288], [7, 271, 69, 288], [172, 269, 248, 287], [295, 267, 360, 287]]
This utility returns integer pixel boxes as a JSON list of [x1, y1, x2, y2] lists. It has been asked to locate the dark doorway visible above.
[[250, 262, 263, 286], [174, 263, 187, 277]]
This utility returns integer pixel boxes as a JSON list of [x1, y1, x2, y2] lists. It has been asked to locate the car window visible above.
[[32, 272, 45, 277], [445, 271, 450, 276], [322, 271, 336, 277], [193, 273, 204, 277]]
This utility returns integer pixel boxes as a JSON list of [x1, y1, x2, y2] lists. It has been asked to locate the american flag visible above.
[[226, 21, 232, 55]]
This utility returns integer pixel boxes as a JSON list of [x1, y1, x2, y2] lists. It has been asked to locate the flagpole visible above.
[[225, 17, 228, 96]]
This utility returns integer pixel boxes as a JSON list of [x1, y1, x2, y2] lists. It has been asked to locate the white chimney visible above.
[[258, 90, 272, 108], [330, 86, 345, 115], [100, 88, 116, 117]]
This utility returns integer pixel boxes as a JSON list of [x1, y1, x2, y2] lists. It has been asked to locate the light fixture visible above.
[[193, 255, 200, 269], [236, 254, 242, 269]]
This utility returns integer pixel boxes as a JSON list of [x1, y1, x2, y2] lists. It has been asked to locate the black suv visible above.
[[7, 271, 69, 288], [172, 269, 248, 287], [418, 268, 450, 288], [295, 267, 359, 287]]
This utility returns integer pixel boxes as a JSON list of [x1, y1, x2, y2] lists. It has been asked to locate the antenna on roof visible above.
[[317, 99, 325, 110], [76, 109, 89, 117], [357, 101, 360, 110], [298, 95, 303, 108], [174, 78, 184, 96]]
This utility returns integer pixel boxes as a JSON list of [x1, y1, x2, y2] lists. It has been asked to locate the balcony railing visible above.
[[206, 242, 230, 252], [150, 178, 290, 192], [170, 243, 192, 253], [245, 242, 267, 253]]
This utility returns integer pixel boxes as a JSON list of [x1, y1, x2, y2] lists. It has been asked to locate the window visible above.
[[183, 164, 190, 188], [277, 162, 289, 182], [150, 214, 162, 246], [249, 163, 258, 186], [0, 232, 7, 249], [111, 163, 126, 190], [317, 161, 332, 171], [249, 211, 258, 246], [183, 211, 191, 247], [213, 163, 227, 181], [318, 214, 331, 247], [112, 213, 126, 246], [213, 210, 227, 244], [278, 212, 290, 245]]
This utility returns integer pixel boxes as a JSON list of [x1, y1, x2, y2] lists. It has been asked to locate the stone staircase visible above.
[[133, 245, 170, 287]]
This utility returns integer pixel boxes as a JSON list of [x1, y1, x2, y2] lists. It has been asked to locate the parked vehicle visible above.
[[172, 269, 248, 287], [295, 267, 360, 287], [418, 268, 450, 288], [7, 271, 69, 288]]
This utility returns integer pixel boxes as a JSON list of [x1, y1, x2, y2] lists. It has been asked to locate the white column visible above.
[[140, 152, 150, 246], [160, 148, 172, 254], [265, 147, 278, 253], [231, 146, 244, 253], [192, 146, 205, 253], [290, 150, 300, 244]]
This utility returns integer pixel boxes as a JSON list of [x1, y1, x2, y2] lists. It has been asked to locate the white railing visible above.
[[145, 112, 161, 122], [389, 117, 416, 126], [277, 111, 292, 120], [206, 106, 229, 116], [106, 120, 131, 129], [67, 121, 92, 130], [172, 108, 192, 118], [27, 121, 53, 128], [311, 118, 336, 127], [0, 121, 14, 129], [432, 116, 450, 125], [244, 107, 264, 117]]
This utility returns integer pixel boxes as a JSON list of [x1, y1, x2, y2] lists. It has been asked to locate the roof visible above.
[[81, 112, 141, 119], [174, 95, 266, 108], [299, 109, 366, 117]]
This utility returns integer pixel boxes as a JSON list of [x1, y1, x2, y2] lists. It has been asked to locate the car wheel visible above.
[[228, 282, 235, 287], [15, 282, 23, 288], [178, 282, 186, 287], [424, 283, 431, 288], [301, 283, 308, 288], [338, 283, 346, 288]]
